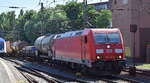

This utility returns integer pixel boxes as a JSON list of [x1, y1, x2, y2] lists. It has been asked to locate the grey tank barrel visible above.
[[34, 34, 55, 54]]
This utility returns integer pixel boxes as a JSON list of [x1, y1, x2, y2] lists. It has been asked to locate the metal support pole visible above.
[[129, 24, 137, 76], [133, 32, 136, 66], [40, 2, 44, 36], [12, 12, 16, 41], [129, 32, 136, 76], [83, 0, 88, 28], [9, 6, 25, 41]]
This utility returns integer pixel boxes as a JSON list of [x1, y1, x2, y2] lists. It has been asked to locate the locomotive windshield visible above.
[[107, 32, 121, 43], [94, 32, 121, 43], [94, 33, 107, 43]]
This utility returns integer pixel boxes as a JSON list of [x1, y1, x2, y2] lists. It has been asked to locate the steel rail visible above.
[[107, 74, 141, 83], [124, 67, 150, 77], [16, 67, 59, 83], [19, 70, 38, 83]]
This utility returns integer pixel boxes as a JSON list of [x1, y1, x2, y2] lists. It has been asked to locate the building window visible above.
[[95, 4, 107, 10], [122, 0, 128, 4], [114, 0, 117, 5]]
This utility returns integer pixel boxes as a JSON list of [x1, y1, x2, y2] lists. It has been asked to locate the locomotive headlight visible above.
[[115, 49, 123, 53], [96, 49, 104, 53], [97, 56, 100, 59], [97, 56, 103, 59], [116, 55, 122, 59], [119, 55, 122, 59]]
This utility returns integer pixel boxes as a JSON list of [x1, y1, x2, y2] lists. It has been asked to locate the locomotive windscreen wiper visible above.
[[94, 33, 107, 43], [107, 32, 121, 43]]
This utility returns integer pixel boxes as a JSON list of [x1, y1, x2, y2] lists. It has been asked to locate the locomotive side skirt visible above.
[[54, 56, 92, 67]]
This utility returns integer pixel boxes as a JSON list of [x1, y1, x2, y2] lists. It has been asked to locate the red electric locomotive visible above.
[[53, 28, 125, 73], [34, 28, 125, 74]]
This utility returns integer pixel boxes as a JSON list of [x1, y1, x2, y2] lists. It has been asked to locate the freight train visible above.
[[28, 28, 126, 74], [0, 40, 28, 56], [0, 37, 6, 55]]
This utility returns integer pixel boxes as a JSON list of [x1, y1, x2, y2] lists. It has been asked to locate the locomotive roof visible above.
[[36, 28, 121, 40], [90, 28, 120, 32], [91, 28, 119, 30], [54, 28, 121, 38]]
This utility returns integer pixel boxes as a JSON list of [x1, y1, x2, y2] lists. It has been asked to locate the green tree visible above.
[[16, 9, 25, 41], [0, 11, 15, 40], [96, 9, 112, 28], [64, 1, 82, 20], [63, 2, 83, 30]]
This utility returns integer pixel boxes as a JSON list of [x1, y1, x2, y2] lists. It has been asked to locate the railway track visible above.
[[101, 74, 141, 83], [16, 67, 60, 83], [124, 67, 150, 77], [19, 71, 38, 83], [3, 57, 147, 83], [88, 71, 142, 83], [136, 69, 150, 77]]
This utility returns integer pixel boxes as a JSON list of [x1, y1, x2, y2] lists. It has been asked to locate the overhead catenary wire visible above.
[[0, 6, 26, 8], [42, 0, 101, 8], [32, 0, 41, 9]]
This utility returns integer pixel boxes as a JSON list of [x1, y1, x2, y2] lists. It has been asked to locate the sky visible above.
[[0, 0, 108, 16]]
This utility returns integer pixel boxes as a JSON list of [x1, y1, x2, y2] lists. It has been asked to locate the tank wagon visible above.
[[0, 37, 6, 55], [33, 28, 125, 73], [34, 34, 55, 58], [21, 46, 36, 57]]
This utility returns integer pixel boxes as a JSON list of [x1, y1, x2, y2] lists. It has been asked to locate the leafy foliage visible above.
[[96, 10, 112, 28], [64, 2, 82, 20]]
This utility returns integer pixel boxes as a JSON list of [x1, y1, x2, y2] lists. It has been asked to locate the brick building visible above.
[[110, 0, 150, 62]]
